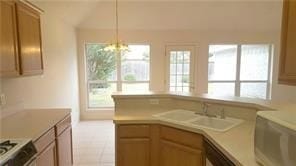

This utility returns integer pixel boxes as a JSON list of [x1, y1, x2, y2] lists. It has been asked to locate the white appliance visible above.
[[0, 139, 37, 166], [255, 111, 296, 166]]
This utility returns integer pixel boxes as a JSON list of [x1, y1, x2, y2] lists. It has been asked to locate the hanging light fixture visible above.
[[104, 0, 129, 52]]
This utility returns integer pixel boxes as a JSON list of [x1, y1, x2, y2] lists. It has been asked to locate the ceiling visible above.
[[32, 0, 283, 31]]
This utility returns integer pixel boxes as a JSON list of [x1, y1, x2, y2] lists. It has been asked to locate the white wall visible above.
[[75, 0, 296, 120], [0, 2, 80, 123], [77, 28, 296, 119]]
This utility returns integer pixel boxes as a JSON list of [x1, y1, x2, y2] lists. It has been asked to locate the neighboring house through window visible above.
[[208, 44, 272, 99]]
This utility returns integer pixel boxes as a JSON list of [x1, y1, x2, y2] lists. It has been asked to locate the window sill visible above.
[[87, 107, 115, 111]]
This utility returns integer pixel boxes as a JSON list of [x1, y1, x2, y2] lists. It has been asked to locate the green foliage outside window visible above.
[[86, 44, 116, 81], [124, 74, 136, 81]]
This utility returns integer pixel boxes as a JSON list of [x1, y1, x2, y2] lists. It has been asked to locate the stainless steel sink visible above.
[[153, 110, 243, 132]]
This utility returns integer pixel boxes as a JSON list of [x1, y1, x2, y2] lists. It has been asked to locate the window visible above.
[[86, 44, 150, 108], [208, 44, 272, 99], [166, 46, 195, 92]]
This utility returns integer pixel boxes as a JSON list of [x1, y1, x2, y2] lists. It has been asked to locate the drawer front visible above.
[[34, 128, 55, 153], [55, 115, 71, 136], [118, 125, 150, 138], [160, 126, 203, 149]]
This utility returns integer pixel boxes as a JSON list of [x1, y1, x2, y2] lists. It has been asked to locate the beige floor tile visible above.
[[73, 121, 115, 166]]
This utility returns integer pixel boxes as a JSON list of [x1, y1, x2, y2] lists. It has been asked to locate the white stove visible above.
[[0, 139, 37, 166]]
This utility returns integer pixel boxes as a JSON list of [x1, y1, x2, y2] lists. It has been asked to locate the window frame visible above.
[[85, 43, 151, 110], [208, 44, 273, 99], [165, 45, 196, 93]]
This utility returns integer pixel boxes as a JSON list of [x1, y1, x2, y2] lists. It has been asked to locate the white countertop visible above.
[[0, 108, 71, 141]]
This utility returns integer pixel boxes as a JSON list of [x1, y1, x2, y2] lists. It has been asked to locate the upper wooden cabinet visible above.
[[279, 0, 296, 85], [0, 0, 43, 77], [0, 1, 19, 76], [16, 1, 43, 75]]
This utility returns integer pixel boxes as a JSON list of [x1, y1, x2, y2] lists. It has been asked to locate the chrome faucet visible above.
[[195, 102, 216, 117], [220, 108, 226, 119], [196, 103, 225, 118], [202, 102, 211, 116]]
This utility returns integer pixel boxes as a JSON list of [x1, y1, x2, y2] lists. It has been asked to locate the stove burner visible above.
[[0, 140, 17, 156], [0, 148, 7, 155]]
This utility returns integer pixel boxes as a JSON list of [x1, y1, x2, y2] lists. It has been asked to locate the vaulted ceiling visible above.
[[32, 0, 283, 31]]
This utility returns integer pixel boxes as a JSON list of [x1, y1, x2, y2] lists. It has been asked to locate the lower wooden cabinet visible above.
[[116, 124, 205, 166], [36, 141, 57, 166], [34, 115, 73, 166], [55, 116, 73, 166], [116, 125, 152, 166], [118, 138, 150, 166], [56, 127, 73, 166], [159, 140, 203, 166]]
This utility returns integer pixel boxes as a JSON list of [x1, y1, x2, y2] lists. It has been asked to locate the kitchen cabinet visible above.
[[36, 141, 57, 166], [34, 128, 57, 166], [159, 126, 204, 166], [34, 115, 73, 166], [0, 1, 19, 76], [16, 1, 43, 75], [118, 138, 150, 166], [159, 140, 203, 166], [55, 116, 73, 166], [0, 0, 43, 77], [279, 0, 296, 85], [116, 125, 151, 166], [116, 124, 205, 166]]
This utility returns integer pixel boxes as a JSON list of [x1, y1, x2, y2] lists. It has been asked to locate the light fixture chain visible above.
[[104, 0, 129, 52]]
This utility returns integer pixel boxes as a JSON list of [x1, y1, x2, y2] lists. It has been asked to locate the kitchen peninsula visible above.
[[112, 92, 295, 166]]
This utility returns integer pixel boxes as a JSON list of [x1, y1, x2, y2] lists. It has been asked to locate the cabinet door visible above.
[[0, 1, 19, 77], [159, 140, 203, 166], [36, 141, 57, 166], [16, 2, 43, 75], [118, 138, 150, 166], [56, 127, 73, 166], [279, 0, 296, 85]]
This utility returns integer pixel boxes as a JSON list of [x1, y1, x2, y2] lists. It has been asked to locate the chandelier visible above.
[[104, 0, 128, 52]]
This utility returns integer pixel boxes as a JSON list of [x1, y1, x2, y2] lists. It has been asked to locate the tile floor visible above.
[[72, 121, 115, 166]]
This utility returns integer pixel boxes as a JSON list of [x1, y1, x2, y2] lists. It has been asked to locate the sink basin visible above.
[[189, 117, 243, 132], [153, 109, 243, 132], [153, 110, 198, 122]]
